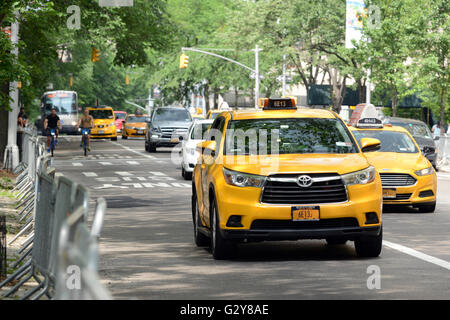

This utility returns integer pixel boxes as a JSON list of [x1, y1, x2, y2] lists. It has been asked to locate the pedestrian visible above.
[[17, 107, 27, 162], [431, 121, 441, 139]]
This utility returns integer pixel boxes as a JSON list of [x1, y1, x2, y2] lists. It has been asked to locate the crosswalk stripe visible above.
[[116, 171, 133, 176], [149, 171, 166, 176], [83, 172, 98, 177], [72, 162, 83, 167], [99, 162, 113, 166], [126, 161, 140, 165]]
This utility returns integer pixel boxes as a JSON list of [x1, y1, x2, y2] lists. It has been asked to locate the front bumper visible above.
[[150, 135, 181, 147], [124, 128, 146, 137], [91, 128, 117, 139], [214, 175, 383, 240], [382, 173, 437, 205]]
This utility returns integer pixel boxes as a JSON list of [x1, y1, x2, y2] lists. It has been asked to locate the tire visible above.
[[192, 191, 209, 247], [182, 167, 192, 180], [210, 194, 236, 260], [355, 227, 383, 258], [111, 137, 118, 141], [122, 135, 127, 140], [148, 143, 157, 152], [326, 238, 347, 245], [417, 202, 436, 213]]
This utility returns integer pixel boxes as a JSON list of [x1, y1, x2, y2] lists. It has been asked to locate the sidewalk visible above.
[[0, 170, 36, 300]]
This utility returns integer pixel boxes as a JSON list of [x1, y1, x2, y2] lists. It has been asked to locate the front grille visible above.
[[261, 173, 347, 204], [160, 127, 187, 139], [384, 193, 412, 200], [380, 173, 416, 187], [251, 218, 359, 230]]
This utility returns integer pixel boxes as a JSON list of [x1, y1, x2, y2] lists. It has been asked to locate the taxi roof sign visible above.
[[349, 103, 384, 128], [262, 98, 297, 110]]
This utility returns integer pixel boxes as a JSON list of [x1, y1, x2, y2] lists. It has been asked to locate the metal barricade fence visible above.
[[437, 135, 450, 172], [1, 130, 111, 300], [0, 215, 6, 281]]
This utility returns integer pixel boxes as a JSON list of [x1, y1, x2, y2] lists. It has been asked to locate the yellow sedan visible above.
[[351, 125, 437, 213]]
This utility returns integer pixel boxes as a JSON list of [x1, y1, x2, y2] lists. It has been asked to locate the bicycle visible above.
[[81, 128, 90, 156], [49, 128, 56, 157]]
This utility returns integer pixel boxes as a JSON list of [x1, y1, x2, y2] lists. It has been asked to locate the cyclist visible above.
[[43, 108, 62, 152], [76, 108, 94, 151]]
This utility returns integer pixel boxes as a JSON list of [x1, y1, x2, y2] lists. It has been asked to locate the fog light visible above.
[[365, 212, 379, 225], [226, 215, 243, 227]]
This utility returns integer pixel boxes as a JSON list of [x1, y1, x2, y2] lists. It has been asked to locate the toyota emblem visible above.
[[297, 175, 313, 188]]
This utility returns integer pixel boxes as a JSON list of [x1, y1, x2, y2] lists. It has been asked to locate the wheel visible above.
[[84, 147, 87, 156], [192, 191, 209, 247], [417, 202, 436, 213], [326, 238, 347, 245], [210, 195, 236, 260], [122, 135, 127, 140], [148, 143, 157, 152], [181, 167, 185, 179], [111, 137, 117, 141], [355, 227, 383, 258], [182, 167, 192, 180]]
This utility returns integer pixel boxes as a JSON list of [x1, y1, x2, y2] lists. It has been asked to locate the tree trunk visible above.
[[392, 89, 399, 117], [213, 87, 219, 110], [204, 83, 210, 113], [234, 87, 239, 109], [440, 86, 446, 136], [357, 79, 365, 103]]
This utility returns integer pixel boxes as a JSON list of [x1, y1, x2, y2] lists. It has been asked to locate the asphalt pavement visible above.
[[52, 136, 450, 300]]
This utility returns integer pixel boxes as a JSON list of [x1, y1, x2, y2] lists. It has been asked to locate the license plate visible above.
[[383, 188, 396, 198], [170, 137, 179, 143], [98, 130, 104, 134], [292, 206, 320, 221], [137, 130, 144, 135]]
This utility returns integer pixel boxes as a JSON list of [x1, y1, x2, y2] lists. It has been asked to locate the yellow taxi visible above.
[[192, 98, 383, 260], [122, 114, 149, 139], [350, 121, 437, 213], [87, 106, 117, 141], [206, 109, 223, 120]]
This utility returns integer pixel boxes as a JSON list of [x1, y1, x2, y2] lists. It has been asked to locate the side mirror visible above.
[[196, 140, 217, 157], [360, 138, 381, 152]]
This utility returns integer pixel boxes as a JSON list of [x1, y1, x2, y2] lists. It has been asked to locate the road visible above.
[[53, 136, 450, 299]]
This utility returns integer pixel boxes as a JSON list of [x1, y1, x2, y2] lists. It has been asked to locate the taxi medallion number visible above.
[[292, 206, 320, 221], [383, 188, 396, 198]]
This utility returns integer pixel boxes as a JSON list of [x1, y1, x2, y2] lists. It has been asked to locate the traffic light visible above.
[[179, 53, 189, 69], [91, 47, 100, 62], [69, 77, 73, 87], [125, 74, 130, 85]]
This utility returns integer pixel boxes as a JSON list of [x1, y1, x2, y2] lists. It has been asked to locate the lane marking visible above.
[[111, 141, 156, 159], [383, 240, 450, 271], [116, 171, 132, 176], [99, 161, 113, 166], [72, 162, 83, 167], [83, 172, 98, 177], [55, 172, 64, 177], [126, 161, 140, 165], [149, 171, 166, 176]]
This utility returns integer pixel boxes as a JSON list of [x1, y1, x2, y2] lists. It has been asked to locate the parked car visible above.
[[114, 111, 127, 134], [384, 117, 437, 169], [180, 119, 214, 180], [145, 106, 193, 152]]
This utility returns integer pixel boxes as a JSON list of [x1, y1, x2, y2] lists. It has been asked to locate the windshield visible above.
[[43, 93, 77, 115], [225, 118, 358, 155], [90, 109, 114, 119], [114, 112, 127, 120], [391, 122, 433, 139], [191, 123, 212, 140], [209, 112, 220, 120], [153, 108, 191, 122], [353, 130, 419, 153], [126, 116, 149, 123]]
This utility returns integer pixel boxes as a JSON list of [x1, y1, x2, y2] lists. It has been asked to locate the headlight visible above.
[[223, 168, 266, 188], [71, 121, 77, 126], [415, 166, 434, 176], [342, 166, 376, 186]]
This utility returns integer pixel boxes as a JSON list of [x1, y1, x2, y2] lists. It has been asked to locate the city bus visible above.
[[39, 90, 80, 135]]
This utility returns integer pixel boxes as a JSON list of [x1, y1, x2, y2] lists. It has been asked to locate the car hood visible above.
[[94, 119, 114, 125], [154, 121, 191, 129], [125, 122, 146, 128], [412, 136, 436, 149], [222, 153, 370, 176], [363, 152, 430, 172]]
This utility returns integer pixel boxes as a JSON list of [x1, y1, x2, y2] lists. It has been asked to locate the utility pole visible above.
[[4, 12, 20, 170], [366, 59, 371, 105], [282, 54, 287, 97], [253, 45, 262, 109]]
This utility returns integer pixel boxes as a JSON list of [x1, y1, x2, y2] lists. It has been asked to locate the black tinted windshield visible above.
[[90, 109, 113, 119], [153, 108, 191, 122], [225, 118, 358, 155], [126, 116, 149, 123], [391, 122, 433, 139], [353, 130, 419, 153]]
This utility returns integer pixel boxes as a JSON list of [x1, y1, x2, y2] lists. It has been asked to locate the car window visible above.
[[126, 116, 148, 123], [190, 123, 212, 140], [89, 109, 114, 119], [353, 130, 419, 153], [153, 108, 191, 122], [114, 113, 126, 120], [392, 122, 433, 139], [225, 118, 358, 155]]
